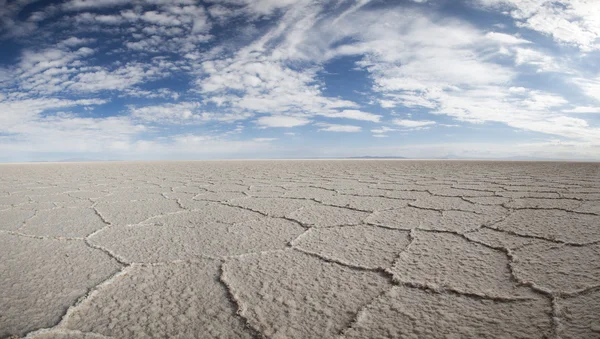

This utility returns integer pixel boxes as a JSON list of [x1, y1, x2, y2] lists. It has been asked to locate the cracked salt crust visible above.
[[222, 250, 390, 339], [94, 192, 167, 202], [282, 186, 338, 200], [161, 191, 196, 200], [247, 185, 287, 197], [27, 329, 110, 339], [172, 185, 209, 194], [562, 192, 600, 200], [62, 260, 253, 339], [494, 209, 600, 244], [89, 218, 304, 262], [227, 197, 311, 217], [26, 187, 72, 196], [504, 198, 583, 210], [314, 195, 410, 212], [191, 191, 247, 202], [504, 185, 562, 193], [428, 187, 494, 197], [342, 285, 553, 338], [93, 199, 182, 226], [390, 231, 538, 299], [27, 193, 93, 207], [383, 190, 432, 200], [20, 208, 106, 238], [66, 191, 108, 200], [464, 227, 538, 249], [0, 233, 121, 338], [335, 187, 391, 197], [206, 183, 249, 192], [146, 202, 265, 225], [496, 191, 562, 199], [287, 204, 370, 227], [366, 206, 498, 233], [464, 196, 511, 205], [556, 288, 600, 338], [0, 207, 36, 231], [410, 195, 509, 217], [512, 242, 600, 294], [294, 224, 411, 269], [0, 160, 599, 338], [0, 195, 31, 205], [452, 183, 505, 191], [575, 201, 600, 215]]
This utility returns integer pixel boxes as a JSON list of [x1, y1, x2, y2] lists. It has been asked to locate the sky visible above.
[[1, 0, 600, 162]]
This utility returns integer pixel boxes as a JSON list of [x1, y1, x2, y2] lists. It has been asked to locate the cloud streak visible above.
[[0, 0, 599, 161]]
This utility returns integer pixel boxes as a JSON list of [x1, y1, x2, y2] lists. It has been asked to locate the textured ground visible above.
[[1, 160, 599, 339]]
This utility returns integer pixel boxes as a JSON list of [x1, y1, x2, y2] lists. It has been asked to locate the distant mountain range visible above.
[[22, 155, 592, 162], [347, 155, 585, 161], [346, 156, 407, 159]]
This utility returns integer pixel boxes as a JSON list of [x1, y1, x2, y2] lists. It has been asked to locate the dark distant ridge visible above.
[[346, 156, 407, 159], [439, 154, 565, 161], [57, 158, 122, 162]]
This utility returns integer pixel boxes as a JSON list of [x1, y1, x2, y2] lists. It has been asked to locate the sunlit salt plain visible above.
[[1, 160, 599, 339]]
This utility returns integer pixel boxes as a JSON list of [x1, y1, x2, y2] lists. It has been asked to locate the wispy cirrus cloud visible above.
[[316, 123, 361, 133], [393, 119, 436, 128], [476, 0, 600, 51], [1, 0, 599, 161], [256, 115, 311, 128]]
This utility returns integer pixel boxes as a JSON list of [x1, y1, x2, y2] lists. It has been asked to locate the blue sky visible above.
[[1, 0, 599, 162]]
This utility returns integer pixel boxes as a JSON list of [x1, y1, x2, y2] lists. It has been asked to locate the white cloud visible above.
[[0, 0, 46, 37], [198, 57, 358, 117], [311, 140, 600, 160], [316, 123, 361, 132], [130, 102, 252, 123], [256, 115, 311, 128], [18, 47, 95, 80], [70, 4, 212, 53], [0, 129, 276, 161], [6, 43, 175, 95], [392, 119, 436, 128], [0, 97, 106, 128], [477, 0, 600, 51], [208, 0, 308, 17], [253, 137, 278, 142], [514, 47, 560, 72], [371, 126, 397, 134], [1, 114, 145, 155], [1, 0, 599, 160], [63, 0, 131, 11], [573, 77, 600, 102], [69, 63, 167, 93], [306, 8, 598, 144], [122, 87, 180, 100], [141, 11, 182, 26], [58, 37, 96, 47], [162, 134, 275, 156], [484, 32, 531, 45], [130, 102, 200, 123], [563, 106, 600, 114], [0, 96, 270, 160], [195, 1, 361, 125], [324, 109, 381, 122], [371, 126, 396, 137], [313, 9, 525, 119]]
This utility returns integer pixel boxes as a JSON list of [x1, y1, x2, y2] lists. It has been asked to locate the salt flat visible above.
[[1, 160, 599, 339]]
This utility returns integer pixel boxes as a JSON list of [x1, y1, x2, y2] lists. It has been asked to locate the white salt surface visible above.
[[0, 160, 599, 338]]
